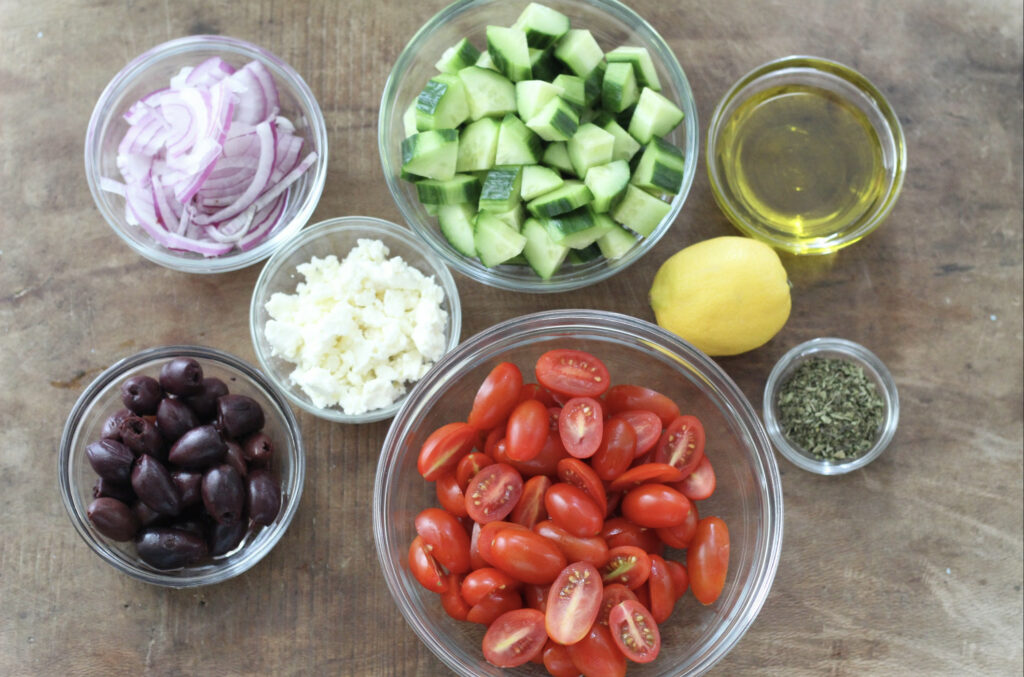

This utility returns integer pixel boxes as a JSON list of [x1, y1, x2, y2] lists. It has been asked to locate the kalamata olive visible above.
[[120, 375, 163, 415], [171, 470, 203, 508], [101, 409, 132, 441], [87, 497, 140, 541], [247, 470, 282, 526], [216, 394, 264, 439], [207, 518, 248, 557], [131, 455, 181, 516], [85, 439, 135, 484], [183, 377, 229, 422], [168, 424, 226, 469], [202, 464, 244, 525], [133, 500, 164, 527], [170, 519, 205, 538], [160, 358, 204, 396], [155, 398, 199, 443], [118, 415, 165, 459], [242, 432, 274, 467], [223, 440, 248, 478], [136, 528, 208, 569], [92, 477, 136, 504]]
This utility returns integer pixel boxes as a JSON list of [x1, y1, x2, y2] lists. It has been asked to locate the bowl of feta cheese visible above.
[[250, 216, 462, 423]]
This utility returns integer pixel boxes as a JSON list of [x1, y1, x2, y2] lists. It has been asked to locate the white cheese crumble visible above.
[[263, 238, 448, 414]]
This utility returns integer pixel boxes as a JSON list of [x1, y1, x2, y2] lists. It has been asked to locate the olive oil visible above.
[[715, 84, 886, 245]]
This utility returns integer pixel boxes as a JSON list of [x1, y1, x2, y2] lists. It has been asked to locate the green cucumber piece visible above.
[[522, 217, 570, 278], [486, 26, 532, 83], [627, 87, 685, 144], [606, 46, 662, 92], [401, 128, 459, 180], [610, 184, 672, 236], [513, 2, 571, 49], [545, 207, 614, 248], [584, 160, 630, 213], [475, 50, 499, 72], [474, 211, 528, 267], [415, 74, 470, 131], [552, 74, 586, 110], [456, 117, 501, 172], [525, 96, 579, 142], [554, 29, 604, 77], [415, 174, 481, 205], [516, 80, 563, 123], [494, 204, 527, 231], [479, 165, 525, 212], [567, 123, 616, 178], [596, 222, 638, 259], [529, 47, 560, 82], [594, 114, 642, 162], [567, 242, 603, 264], [402, 103, 418, 138], [457, 66, 516, 120], [438, 204, 477, 257], [527, 179, 593, 217], [583, 60, 606, 107], [631, 136, 686, 195], [436, 38, 482, 74], [495, 114, 543, 165], [521, 164, 564, 200], [602, 61, 639, 113], [542, 141, 575, 175]]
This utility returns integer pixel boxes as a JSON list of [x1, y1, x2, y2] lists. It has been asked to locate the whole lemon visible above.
[[649, 236, 791, 356]]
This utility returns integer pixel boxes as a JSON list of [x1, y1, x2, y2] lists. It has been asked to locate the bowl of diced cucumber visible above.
[[379, 0, 698, 292]]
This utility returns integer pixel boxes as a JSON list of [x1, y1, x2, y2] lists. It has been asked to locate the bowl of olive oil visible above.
[[707, 56, 906, 254]]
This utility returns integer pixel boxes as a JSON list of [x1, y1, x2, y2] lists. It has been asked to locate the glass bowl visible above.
[[84, 35, 328, 274], [250, 216, 462, 424], [379, 0, 699, 292], [373, 309, 783, 676], [58, 345, 305, 587], [763, 337, 899, 475], [706, 56, 906, 255]]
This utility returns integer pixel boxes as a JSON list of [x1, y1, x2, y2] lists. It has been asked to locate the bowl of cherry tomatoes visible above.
[[373, 309, 783, 676]]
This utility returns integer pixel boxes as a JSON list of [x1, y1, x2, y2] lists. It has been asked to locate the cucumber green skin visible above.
[[554, 29, 604, 78], [479, 166, 524, 212], [527, 180, 594, 217], [436, 38, 482, 74], [606, 46, 663, 91], [567, 242, 603, 264], [401, 129, 459, 180], [514, 3, 571, 49], [544, 207, 614, 248], [415, 75, 469, 131], [601, 61, 639, 114], [526, 97, 580, 142], [583, 61, 606, 108], [487, 26, 532, 83], [416, 175, 482, 205], [529, 48, 560, 81], [631, 137, 686, 195]]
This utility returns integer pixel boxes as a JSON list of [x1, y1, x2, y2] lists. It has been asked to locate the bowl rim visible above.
[[377, 0, 700, 293], [705, 54, 907, 255], [762, 336, 900, 475], [373, 308, 784, 676], [249, 215, 463, 423], [84, 34, 329, 274], [58, 344, 305, 588]]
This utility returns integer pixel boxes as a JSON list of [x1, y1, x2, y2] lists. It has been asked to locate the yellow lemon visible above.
[[649, 236, 791, 356]]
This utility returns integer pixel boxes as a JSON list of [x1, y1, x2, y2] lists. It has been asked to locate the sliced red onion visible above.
[[185, 57, 236, 88], [193, 120, 275, 225]]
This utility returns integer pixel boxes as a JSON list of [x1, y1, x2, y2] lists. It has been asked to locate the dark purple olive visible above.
[[136, 528, 208, 569], [131, 455, 181, 516], [118, 415, 165, 459], [168, 424, 226, 469], [183, 377, 229, 422], [201, 464, 244, 525], [120, 375, 163, 415], [85, 439, 135, 484], [133, 500, 164, 527], [155, 398, 199, 443], [101, 409, 132, 441], [92, 477, 136, 504], [223, 440, 248, 478], [242, 432, 274, 468], [171, 470, 203, 508], [87, 497, 140, 541], [216, 394, 264, 439], [170, 519, 205, 538], [159, 358, 204, 396], [246, 470, 282, 526], [207, 518, 248, 557]]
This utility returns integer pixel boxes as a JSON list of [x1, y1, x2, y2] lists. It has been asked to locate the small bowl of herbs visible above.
[[762, 337, 899, 475]]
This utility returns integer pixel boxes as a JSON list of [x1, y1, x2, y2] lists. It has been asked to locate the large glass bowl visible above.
[[373, 310, 783, 675], [379, 0, 699, 292]]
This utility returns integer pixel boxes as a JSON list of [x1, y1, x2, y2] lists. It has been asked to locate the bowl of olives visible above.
[[58, 345, 304, 587]]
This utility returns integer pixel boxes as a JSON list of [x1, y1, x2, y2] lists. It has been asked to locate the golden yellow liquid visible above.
[[716, 84, 886, 244]]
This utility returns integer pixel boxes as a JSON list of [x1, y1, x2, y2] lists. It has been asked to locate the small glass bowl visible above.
[[707, 56, 906, 255], [763, 337, 899, 475], [250, 216, 462, 424], [84, 35, 328, 274], [379, 0, 699, 292], [58, 345, 305, 587]]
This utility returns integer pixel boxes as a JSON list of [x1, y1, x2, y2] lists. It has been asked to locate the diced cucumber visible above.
[[554, 29, 604, 78], [627, 87, 684, 144], [606, 46, 662, 91], [584, 160, 630, 213], [567, 123, 616, 177], [486, 26, 532, 83], [474, 211, 528, 267], [475, 50, 499, 71], [438, 204, 477, 257], [516, 80, 564, 123], [415, 74, 470, 131], [596, 222, 638, 259], [436, 38, 482, 74], [594, 114, 642, 162], [529, 48, 560, 82], [521, 164, 564, 200], [602, 61, 639, 113], [401, 128, 459, 180], [513, 2, 571, 49], [458, 66, 516, 120], [552, 74, 586, 109], [527, 179, 593, 217], [416, 174, 481, 205], [631, 136, 686, 195], [402, 103, 418, 138], [522, 217, 570, 278], [479, 165, 524, 212], [526, 96, 579, 142], [542, 141, 575, 175], [545, 206, 614, 248], [495, 204, 527, 231], [567, 242, 603, 264], [583, 61, 606, 107], [424, 202, 439, 216], [610, 184, 672, 236], [456, 117, 501, 172], [495, 114, 543, 165]]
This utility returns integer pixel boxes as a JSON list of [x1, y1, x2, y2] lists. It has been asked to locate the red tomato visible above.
[[523, 583, 550, 612], [490, 528, 568, 585], [482, 608, 548, 668], [542, 640, 578, 677], [608, 599, 661, 664], [461, 567, 522, 606], [440, 574, 469, 621], [469, 522, 487, 570], [591, 417, 636, 481], [545, 483, 604, 537], [689, 516, 730, 605], [545, 562, 603, 645], [601, 545, 651, 590], [535, 520, 609, 567], [600, 517, 662, 554], [603, 385, 680, 425], [567, 624, 626, 677], [646, 554, 676, 623], [556, 457, 608, 515], [558, 397, 604, 459], [483, 425, 504, 458], [614, 410, 663, 457], [621, 483, 692, 528], [597, 583, 638, 625], [415, 507, 472, 574], [510, 475, 551, 529], [456, 452, 494, 489], [653, 414, 705, 478], [465, 463, 524, 524], [417, 422, 478, 481], [536, 349, 611, 398], [467, 589, 523, 626], [435, 473, 468, 518], [408, 536, 447, 593], [469, 362, 523, 430], [477, 521, 529, 565], [655, 498, 699, 549], [519, 383, 558, 407], [676, 455, 716, 501], [506, 399, 550, 461], [493, 433, 568, 477], [606, 462, 685, 492], [665, 559, 689, 600]]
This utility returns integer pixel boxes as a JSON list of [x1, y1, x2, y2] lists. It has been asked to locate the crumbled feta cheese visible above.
[[263, 239, 448, 414]]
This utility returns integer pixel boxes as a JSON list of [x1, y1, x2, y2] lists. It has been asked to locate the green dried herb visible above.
[[776, 357, 884, 461]]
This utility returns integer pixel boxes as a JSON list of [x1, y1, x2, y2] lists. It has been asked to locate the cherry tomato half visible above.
[[558, 397, 604, 459], [591, 417, 636, 481], [603, 385, 680, 425], [417, 422, 478, 481], [456, 452, 494, 490], [621, 483, 692, 529], [597, 583, 638, 625], [567, 624, 626, 677], [536, 349, 611, 398], [469, 362, 523, 430], [545, 482, 604, 537], [600, 517, 662, 555], [519, 383, 558, 407], [408, 536, 447, 593], [435, 473, 468, 518], [556, 457, 608, 515], [646, 554, 676, 623], [506, 399, 550, 462], [439, 574, 469, 621], [415, 507, 471, 574], [665, 559, 690, 600], [493, 433, 568, 478], [601, 545, 651, 590], [545, 561, 603, 645], [467, 589, 523, 626], [614, 410, 663, 458], [608, 599, 661, 664], [477, 521, 529, 566], [653, 414, 705, 479], [676, 454, 717, 501], [465, 463, 524, 524], [606, 462, 685, 492], [489, 527, 568, 585], [510, 474, 551, 529], [689, 516, 730, 605], [535, 520, 609, 567], [543, 640, 578, 677], [462, 567, 522, 606], [483, 608, 548, 668], [655, 498, 699, 549]]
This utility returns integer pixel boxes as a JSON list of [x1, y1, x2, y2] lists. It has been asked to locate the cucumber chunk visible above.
[[596, 222, 638, 259], [542, 141, 575, 176], [475, 50, 499, 72], [610, 184, 672, 236], [583, 61, 606, 108], [602, 61, 639, 113], [516, 80, 564, 123], [545, 206, 614, 248], [415, 74, 470, 131], [438, 204, 477, 257], [522, 217, 570, 278], [567, 123, 616, 178], [627, 87, 684, 144], [474, 211, 528, 267], [416, 174, 482, 205], [402, 103, 418, 138], [436, 38, 482, 74], [521, 164, 564, 200], [495, 114, 543, 165], [631, 136, 686, 195], [494, 204, 527, 231], [458, 66, 516, 120], [401, 128, 459, 180], [456, 117, 501, 172], [552, 74, 586, 110], [529, 48, 561, 82], [486, 26, 532, 83], [584, 160, 630, 213], [593, 114, 642, 162], [554, 29, 604, 77], [513, 3, 571, 49], [479, 165, 525, 212], [567, 242, 603, 264], [606, 46, 662, 92], [527, 179, 593, 217], [526, 96, 580, 142]]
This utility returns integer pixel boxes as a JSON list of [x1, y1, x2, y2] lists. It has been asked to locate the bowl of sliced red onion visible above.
[[85, 35, 328, 274]]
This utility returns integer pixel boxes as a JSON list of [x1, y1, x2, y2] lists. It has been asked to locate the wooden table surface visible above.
[[1, 0, 1021, 675]]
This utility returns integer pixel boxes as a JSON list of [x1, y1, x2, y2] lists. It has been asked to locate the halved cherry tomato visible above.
[[542, 640, 578, 677], [545, 562, 602, 645], [535, 520, 609, 567], [456, 452, 494, 489], [607, 462, 685, 492], [621, 483, 692, 528], [603, 385, 680, 425], [490, 527, 568, 585], [536, 349, 611, 398], [545, 483, 604, 537], [415, 507, 471, 574], [600, 517, 662, 554], [469, 362, 523, 430], [665, 559, 689, 600], [523, 583, 550, 612], [417, 422, 479, 481], [597, 583, 638, 625], [558, 397, 603, 459], [408, 536, 447, 593], [477, 521, 529, 566], [482, 608, 548, 668], [566, 624, 626, 677], [675, 454, 716, 501], [689, 516, 730, 605], [440, 573, 469, 621], [510, 475, 551, 529], [467, 589, 523, 625], [646, 554, 675, 623], [519, 383, 558, 407], [483, 425, 505, 458], [601, 545, 651, 589], [493, 433, 567, 477], [608, 599, 661, 664], [465, 463, 523, 524], [653, 414, 705, 478], [591, 417, 636, 481], [461, 567, 522, 606], [614, 410, 663, 457], [469, 522, 487, 570], [435, 473, 468, 518], [655, 498, 699, 549], [506, 399, 550, 462], [556, 457, 608, 515]]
